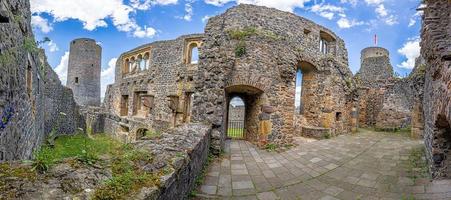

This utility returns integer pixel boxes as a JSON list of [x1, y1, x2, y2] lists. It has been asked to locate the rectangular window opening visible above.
[[75, 77, 79, 84]]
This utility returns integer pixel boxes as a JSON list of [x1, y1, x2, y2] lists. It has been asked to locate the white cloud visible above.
[[204, 0, 234, 6], [47, 41, 59, 52], [177, 1, 194, 21], [133, 27, 157, 38], [337, 17, 364, 29], [340, 0, 357, 6], [310, 4, 345, 20], [375, 4, 387, 17], [408, 10, 423, 27], [397, 37, 420, 69], [54, 51, 69, 85], [364, 0, 396, 26], [101, 58, 117, 98], [130, 0, 178, 10], [30, 0, 161, 38], [205, 0, 310, 12], [364, 0, 384, 5], [31, 15, 53, 33], [202, 15, 211, 23]]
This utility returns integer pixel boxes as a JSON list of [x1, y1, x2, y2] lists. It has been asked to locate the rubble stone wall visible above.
[[103, 34, 203, 141], [0, 0, 81, 161], [192, 4, 356, 153], [421, 0, 451, 178]]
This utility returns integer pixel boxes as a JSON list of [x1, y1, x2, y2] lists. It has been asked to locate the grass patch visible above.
[[406, 146, 429, 182], [144, 130, 162, 139], [227, 128, 244, 138], [32, 134, 121, 173]]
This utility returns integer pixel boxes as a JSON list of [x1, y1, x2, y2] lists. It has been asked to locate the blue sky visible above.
[[30, 0, 423, 98]]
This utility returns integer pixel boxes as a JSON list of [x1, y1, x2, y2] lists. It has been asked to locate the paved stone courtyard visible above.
[[195, 130, 451, 199]]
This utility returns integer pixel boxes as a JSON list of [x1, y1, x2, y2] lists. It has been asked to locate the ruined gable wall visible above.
[[103, 34, 202, 141], [421, 0, 451, 178], [193, 4, 355, 153], [0, 0, 81, 160]]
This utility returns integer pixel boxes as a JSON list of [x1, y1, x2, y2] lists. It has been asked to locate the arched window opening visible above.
[[227, 97, 245, 139], [123, 59, 130, 75], [130, 57, 137, 73], [319, 31, 336, 55], [294, 68, 303, 113], [191, 46, 199, 64], [295, 61, 316, 115], [143, 53, 150, 70], [319, 39, 328, 54], [26, 63, 32, 97], [138, 55, 145, 71], [187, 43, 199, 64]]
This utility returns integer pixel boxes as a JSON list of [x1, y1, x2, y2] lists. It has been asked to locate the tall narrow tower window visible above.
[[26, 63, 32, 97], [75, 77, 79, 84]]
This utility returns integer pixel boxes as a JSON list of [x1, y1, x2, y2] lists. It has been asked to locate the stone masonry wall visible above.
[[103, 34, 202, 141], [193, 4, 356, 153], [421, 0, 451, 179], [0, 0, 81, 161], [67, 38, 101, 107]]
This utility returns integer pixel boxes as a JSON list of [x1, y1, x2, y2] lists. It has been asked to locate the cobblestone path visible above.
[[195, 130, 451, 200]]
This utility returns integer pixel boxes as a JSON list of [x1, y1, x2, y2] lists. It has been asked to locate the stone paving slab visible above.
[[195, 130, 451, 199]]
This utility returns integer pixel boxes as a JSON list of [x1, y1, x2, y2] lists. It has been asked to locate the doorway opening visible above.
[[435, 114, 451, 177], [227, 97, 245, 139], [225, 85, 264, 142]]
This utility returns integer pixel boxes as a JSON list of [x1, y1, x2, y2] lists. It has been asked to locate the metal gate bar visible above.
[[227, 120, 244, 139]]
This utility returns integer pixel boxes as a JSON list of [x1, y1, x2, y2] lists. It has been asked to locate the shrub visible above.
[[235, 41, 246, 57]]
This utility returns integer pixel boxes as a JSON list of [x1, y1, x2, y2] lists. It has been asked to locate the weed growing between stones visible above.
[[23, 37, 39, 53], [235, 41, 246, 57], [265, 143, 277, 152], [228, 26, 281, 57]]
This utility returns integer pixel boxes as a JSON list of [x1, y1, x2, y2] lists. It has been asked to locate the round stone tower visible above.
[[67, 38, 101, 106], [355, 46, 393, 88]]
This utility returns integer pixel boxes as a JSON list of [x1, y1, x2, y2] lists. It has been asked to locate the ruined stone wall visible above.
[[421, 0, 451, 178], [193, 4, 355, 153], [375, 79, 412, 130], [103, 34, 202, 141], [0, 0, 81, 161], [39, 50, 84, 135], [67, 38, 101, 107], [354, 46, 417, 130], [0, 123, 212, 200]]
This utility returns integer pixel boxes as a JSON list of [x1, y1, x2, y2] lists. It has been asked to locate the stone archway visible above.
[[432, 114, 451, 178], [225, 85, 265, 143]]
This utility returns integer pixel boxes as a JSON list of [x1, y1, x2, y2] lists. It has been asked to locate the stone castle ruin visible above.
[[1, 0, 451, 198], [67, 38, 102, 107]]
